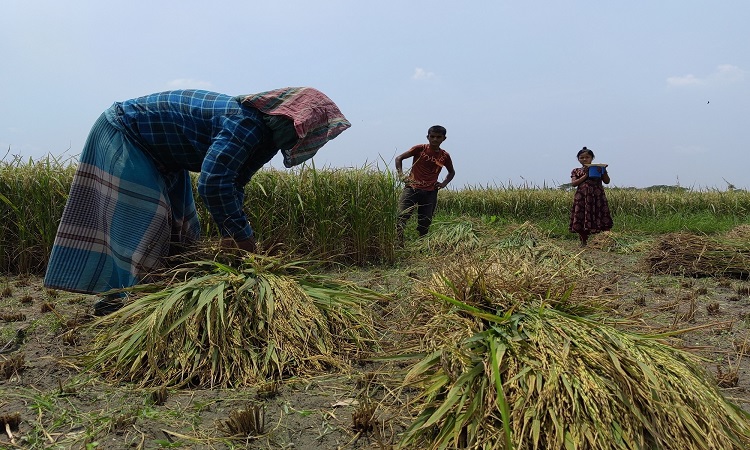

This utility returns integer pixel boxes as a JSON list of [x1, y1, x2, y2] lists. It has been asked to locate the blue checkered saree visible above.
[[44, 112, 201, 294]]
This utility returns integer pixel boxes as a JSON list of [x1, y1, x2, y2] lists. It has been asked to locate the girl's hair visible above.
[[577, 146, 595, 158]]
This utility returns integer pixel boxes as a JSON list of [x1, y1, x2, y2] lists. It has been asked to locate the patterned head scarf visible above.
[[239, 87, 351, 168]]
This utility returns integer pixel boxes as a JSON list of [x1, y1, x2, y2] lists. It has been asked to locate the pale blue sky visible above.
[[2, 1, 748, 189]]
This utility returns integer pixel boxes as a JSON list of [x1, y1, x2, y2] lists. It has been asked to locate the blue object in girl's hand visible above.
[[588, 165, 604, 179]]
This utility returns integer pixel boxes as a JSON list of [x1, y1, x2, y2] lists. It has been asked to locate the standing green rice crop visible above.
[[439, 185, 750, 236], [202, 163, 401, 264], [0, 154, 75, 273], [4, 155, 750, 273]]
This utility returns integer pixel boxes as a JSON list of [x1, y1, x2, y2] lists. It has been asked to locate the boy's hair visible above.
[[428, 125, 447, 136], [577, 146, 595, 158]]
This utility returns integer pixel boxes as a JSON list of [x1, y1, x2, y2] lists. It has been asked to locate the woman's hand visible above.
[[236, 236, 257, 252], [221, 236, 257, 253]]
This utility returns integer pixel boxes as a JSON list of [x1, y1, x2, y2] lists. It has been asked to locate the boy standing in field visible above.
[[395, 125, 455, 240]]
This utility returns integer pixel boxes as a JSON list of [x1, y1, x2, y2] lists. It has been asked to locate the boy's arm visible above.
[[395, 147, 418, 178], [436, 159, 456, 189]]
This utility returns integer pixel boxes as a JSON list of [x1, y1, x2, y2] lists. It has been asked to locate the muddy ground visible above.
[[2, 239, 750, 449]]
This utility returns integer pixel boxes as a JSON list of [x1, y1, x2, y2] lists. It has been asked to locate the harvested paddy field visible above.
[[3, 228, 750, 449]]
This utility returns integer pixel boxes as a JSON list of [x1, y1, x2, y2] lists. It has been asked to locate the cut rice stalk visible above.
[[85, 254, 381, 387], [399, 302, 750, 450]]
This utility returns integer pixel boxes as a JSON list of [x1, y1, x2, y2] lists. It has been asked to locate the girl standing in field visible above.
[[569, 147, 613, 246]]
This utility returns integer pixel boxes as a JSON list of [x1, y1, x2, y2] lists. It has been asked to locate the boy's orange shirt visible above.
[[405, 144, 452, 191]]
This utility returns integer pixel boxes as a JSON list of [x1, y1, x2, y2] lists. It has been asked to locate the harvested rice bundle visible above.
[[419, 249, 603, 320], [397, 248, 609, 368], [400, 300, 750, 450], [85, 254, 381, 387], [646, 232, 750, 278]]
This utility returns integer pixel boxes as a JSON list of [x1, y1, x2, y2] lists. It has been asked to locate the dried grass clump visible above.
[[646, 232, 750, 278], [0, 312, 26, 322], [0, 412, 21, 431], [352, 402, 378, 432], [716, 365, 740, 388], [86, 253, 381, 387], [400, 300, 750, 450], [587, 232, 652, 254], [586, 232, 617, 250], [0, 353, 24, 379], [725, 224, 750, 240], [150, 386, 168, 406], [217, 403, 266, 438]]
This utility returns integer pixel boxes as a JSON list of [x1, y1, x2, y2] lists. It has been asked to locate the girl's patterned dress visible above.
[[569, 167, 613, 236]]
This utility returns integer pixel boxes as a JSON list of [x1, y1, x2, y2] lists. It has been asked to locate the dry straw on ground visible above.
[[646, 231, 750, 278], [724, 224, 750, 240]]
